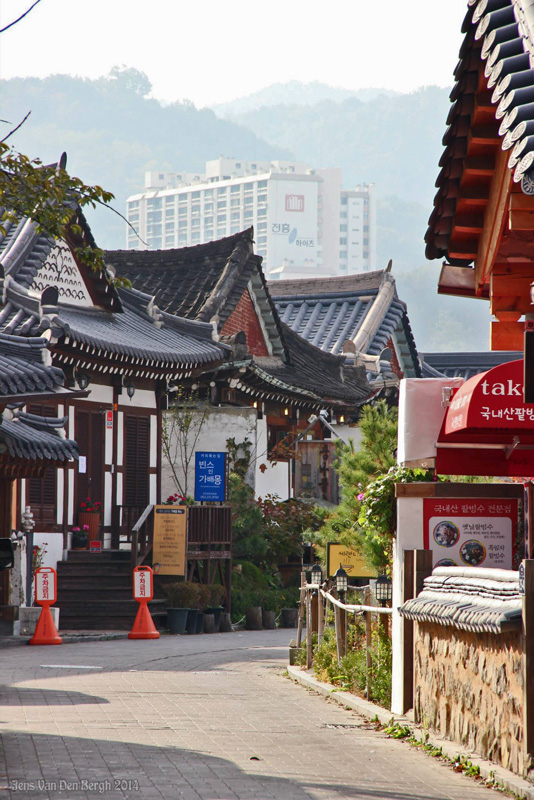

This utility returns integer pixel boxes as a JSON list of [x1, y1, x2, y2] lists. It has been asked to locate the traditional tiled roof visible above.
[[399, 566, 521, 634], [421, 350, 521, 379], [268, 270, 421, 378], [252, 325, 371, 405], [106, 230, 372, 407], [0, 215, 227, 379], [425, 0, 534, 265], [105, 229, 286, 358], [0, 333, 78, 462]]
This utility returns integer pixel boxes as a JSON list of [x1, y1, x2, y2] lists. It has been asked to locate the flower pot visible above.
[[262, 609, 277, 629], [195, 611, 204, 634], [245, 606, 263, 630], [71, 533, 88, 551], [185, 609, 198, 635], [167, 608, 188, 635], [78, 511, 101, 544], [281, 608, 298, 628], [220, 612, 232, 633], [205, 606, 222, 633], [203, 613, 216, 633]]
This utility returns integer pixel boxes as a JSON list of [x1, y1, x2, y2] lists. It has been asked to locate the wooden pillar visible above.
[[318, 589, 325, 645], [364, 586, 372, 700], [306, 590, 313, 670], [412, 549, 433, 722], [402, 550, 415, 714], [297, 570, 306, 648], [311, 591, 319, 633], [522, 560, 534, 770]]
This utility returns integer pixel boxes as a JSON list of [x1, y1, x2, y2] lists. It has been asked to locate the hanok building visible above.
[[423, 0, 534, 477], [0, 204, 226, 548], [0, 332, 79, 615], [105, 228, 373, 504], [425, 0, 534, 353]]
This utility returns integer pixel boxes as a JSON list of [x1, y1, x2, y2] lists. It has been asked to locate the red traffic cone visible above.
[[30, 605, 63, 645], [128, 601, 160, 640]]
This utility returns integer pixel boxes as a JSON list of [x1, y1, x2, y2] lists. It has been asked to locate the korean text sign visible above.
[[194, 452, 227, 502], [423, 498, 517, 569]]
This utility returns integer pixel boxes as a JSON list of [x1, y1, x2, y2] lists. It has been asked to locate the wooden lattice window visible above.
[[27, 404, 57, 525], [124, 414, 150, 508]]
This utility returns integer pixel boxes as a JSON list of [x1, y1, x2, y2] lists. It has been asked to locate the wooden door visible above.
[[75, 408, 104, 506]]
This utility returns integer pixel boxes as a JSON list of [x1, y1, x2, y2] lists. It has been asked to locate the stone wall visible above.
[[414, 622, 524, 774]]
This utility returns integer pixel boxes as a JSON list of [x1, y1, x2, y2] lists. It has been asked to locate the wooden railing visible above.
[[112, 504, 232, 570]]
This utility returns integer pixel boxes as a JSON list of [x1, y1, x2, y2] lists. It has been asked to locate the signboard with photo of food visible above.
[[423, 498, 517, 569]]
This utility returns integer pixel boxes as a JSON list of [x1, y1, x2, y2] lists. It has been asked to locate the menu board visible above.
[[152, 505, 187, 576], [423, 498, 517, 570]]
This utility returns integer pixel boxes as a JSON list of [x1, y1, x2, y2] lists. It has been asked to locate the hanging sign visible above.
[[133, 565, 154, 601], [194, 451, 227, 502], [326, 543, 376, 578], [152, 505, 187, 576], [423, 498, 517, 569], [35, 567, 57, 605]]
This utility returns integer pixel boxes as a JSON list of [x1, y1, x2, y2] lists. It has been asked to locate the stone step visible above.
[[57, 562, 132, 576], [57, 576, 133, 590]]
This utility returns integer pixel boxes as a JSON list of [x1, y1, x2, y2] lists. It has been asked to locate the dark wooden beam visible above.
[[475, 146, 512, 287]]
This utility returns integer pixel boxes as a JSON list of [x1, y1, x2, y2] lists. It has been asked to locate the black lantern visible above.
[[76, 371, 89, 390], [310, 563, 323, 588], [375, 574, 392, 606], [126, 383, 136, 399], [334, 566, 348, 597]]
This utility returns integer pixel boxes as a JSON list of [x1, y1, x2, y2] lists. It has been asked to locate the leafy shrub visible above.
[[208, 584, 227, 607], [196, 584, 211, 611], [312, 623, 392, 708], [162, 581, 199, 608]]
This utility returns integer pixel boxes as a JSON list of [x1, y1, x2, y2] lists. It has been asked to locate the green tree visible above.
[[0, 142, 114, 274], [314, 400, 398, 571]]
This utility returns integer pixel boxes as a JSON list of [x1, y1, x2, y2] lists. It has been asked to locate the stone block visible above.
[[18, 606, 60, 636]]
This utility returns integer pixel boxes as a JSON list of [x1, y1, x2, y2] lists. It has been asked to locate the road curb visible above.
[[0, 632, 130, 648], [287, 665, 534, 800]]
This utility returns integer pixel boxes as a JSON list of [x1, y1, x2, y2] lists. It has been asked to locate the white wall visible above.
[[161, 406, 258, 500], [391, 496, 424, 715], [160, 405, 294, 501]]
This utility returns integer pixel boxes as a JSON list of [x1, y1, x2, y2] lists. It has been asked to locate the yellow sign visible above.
[[327, 543, 377, 578], [152, 505, 187, 576]]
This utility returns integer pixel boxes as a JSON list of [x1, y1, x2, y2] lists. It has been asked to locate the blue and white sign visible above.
[[194, 451, 227, 502]]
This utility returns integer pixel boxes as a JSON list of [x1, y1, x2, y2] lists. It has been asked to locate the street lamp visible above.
[[310, 563, 322, 591], [334, 566, 348, 600], [375, 574, 392, 606]]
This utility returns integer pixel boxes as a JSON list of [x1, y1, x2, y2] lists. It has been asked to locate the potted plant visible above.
[[196, 584, 211, 634], [71, 525, 88, 550], [162, 581, 199, 635], [78, 497, 102, 544], [206, 584, 226, 632]]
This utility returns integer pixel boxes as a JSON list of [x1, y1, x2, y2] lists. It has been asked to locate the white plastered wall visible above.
[[391, 496, 424, 715]]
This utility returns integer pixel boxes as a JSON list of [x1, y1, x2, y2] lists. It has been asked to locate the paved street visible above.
[[0, 629, 501, 800]]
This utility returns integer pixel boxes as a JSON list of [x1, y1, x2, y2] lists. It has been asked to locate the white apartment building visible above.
[[126, 158, 377, 278]]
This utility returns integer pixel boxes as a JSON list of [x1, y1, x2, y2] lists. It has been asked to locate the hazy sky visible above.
[[0, 0, 469, 107]]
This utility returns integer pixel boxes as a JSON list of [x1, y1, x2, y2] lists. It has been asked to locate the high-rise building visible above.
[[125, 158, 376, 278]]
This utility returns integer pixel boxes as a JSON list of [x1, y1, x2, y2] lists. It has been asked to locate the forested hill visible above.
[[0, 69, 291, 248], [1, 71, 490, 350]]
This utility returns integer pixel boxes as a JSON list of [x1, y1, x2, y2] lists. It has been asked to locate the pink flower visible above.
[[82, 524, 90, 531], [357, 493, 365, 501]]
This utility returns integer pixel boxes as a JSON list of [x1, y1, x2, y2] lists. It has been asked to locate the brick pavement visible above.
[[0, 629, 504, 800]]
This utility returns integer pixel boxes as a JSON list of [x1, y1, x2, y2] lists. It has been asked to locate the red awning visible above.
[[436, 359, 534, 477]]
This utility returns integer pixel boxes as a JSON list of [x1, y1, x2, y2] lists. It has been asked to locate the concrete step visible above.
[[66, 550, 130, 563]]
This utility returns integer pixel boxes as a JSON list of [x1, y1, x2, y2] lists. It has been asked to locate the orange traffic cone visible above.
[[128, 601, 160, 640], [30, 606, 63, 645]]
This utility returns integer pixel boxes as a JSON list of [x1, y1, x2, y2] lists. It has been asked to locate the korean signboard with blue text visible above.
[[194, 452, 227, 502]]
